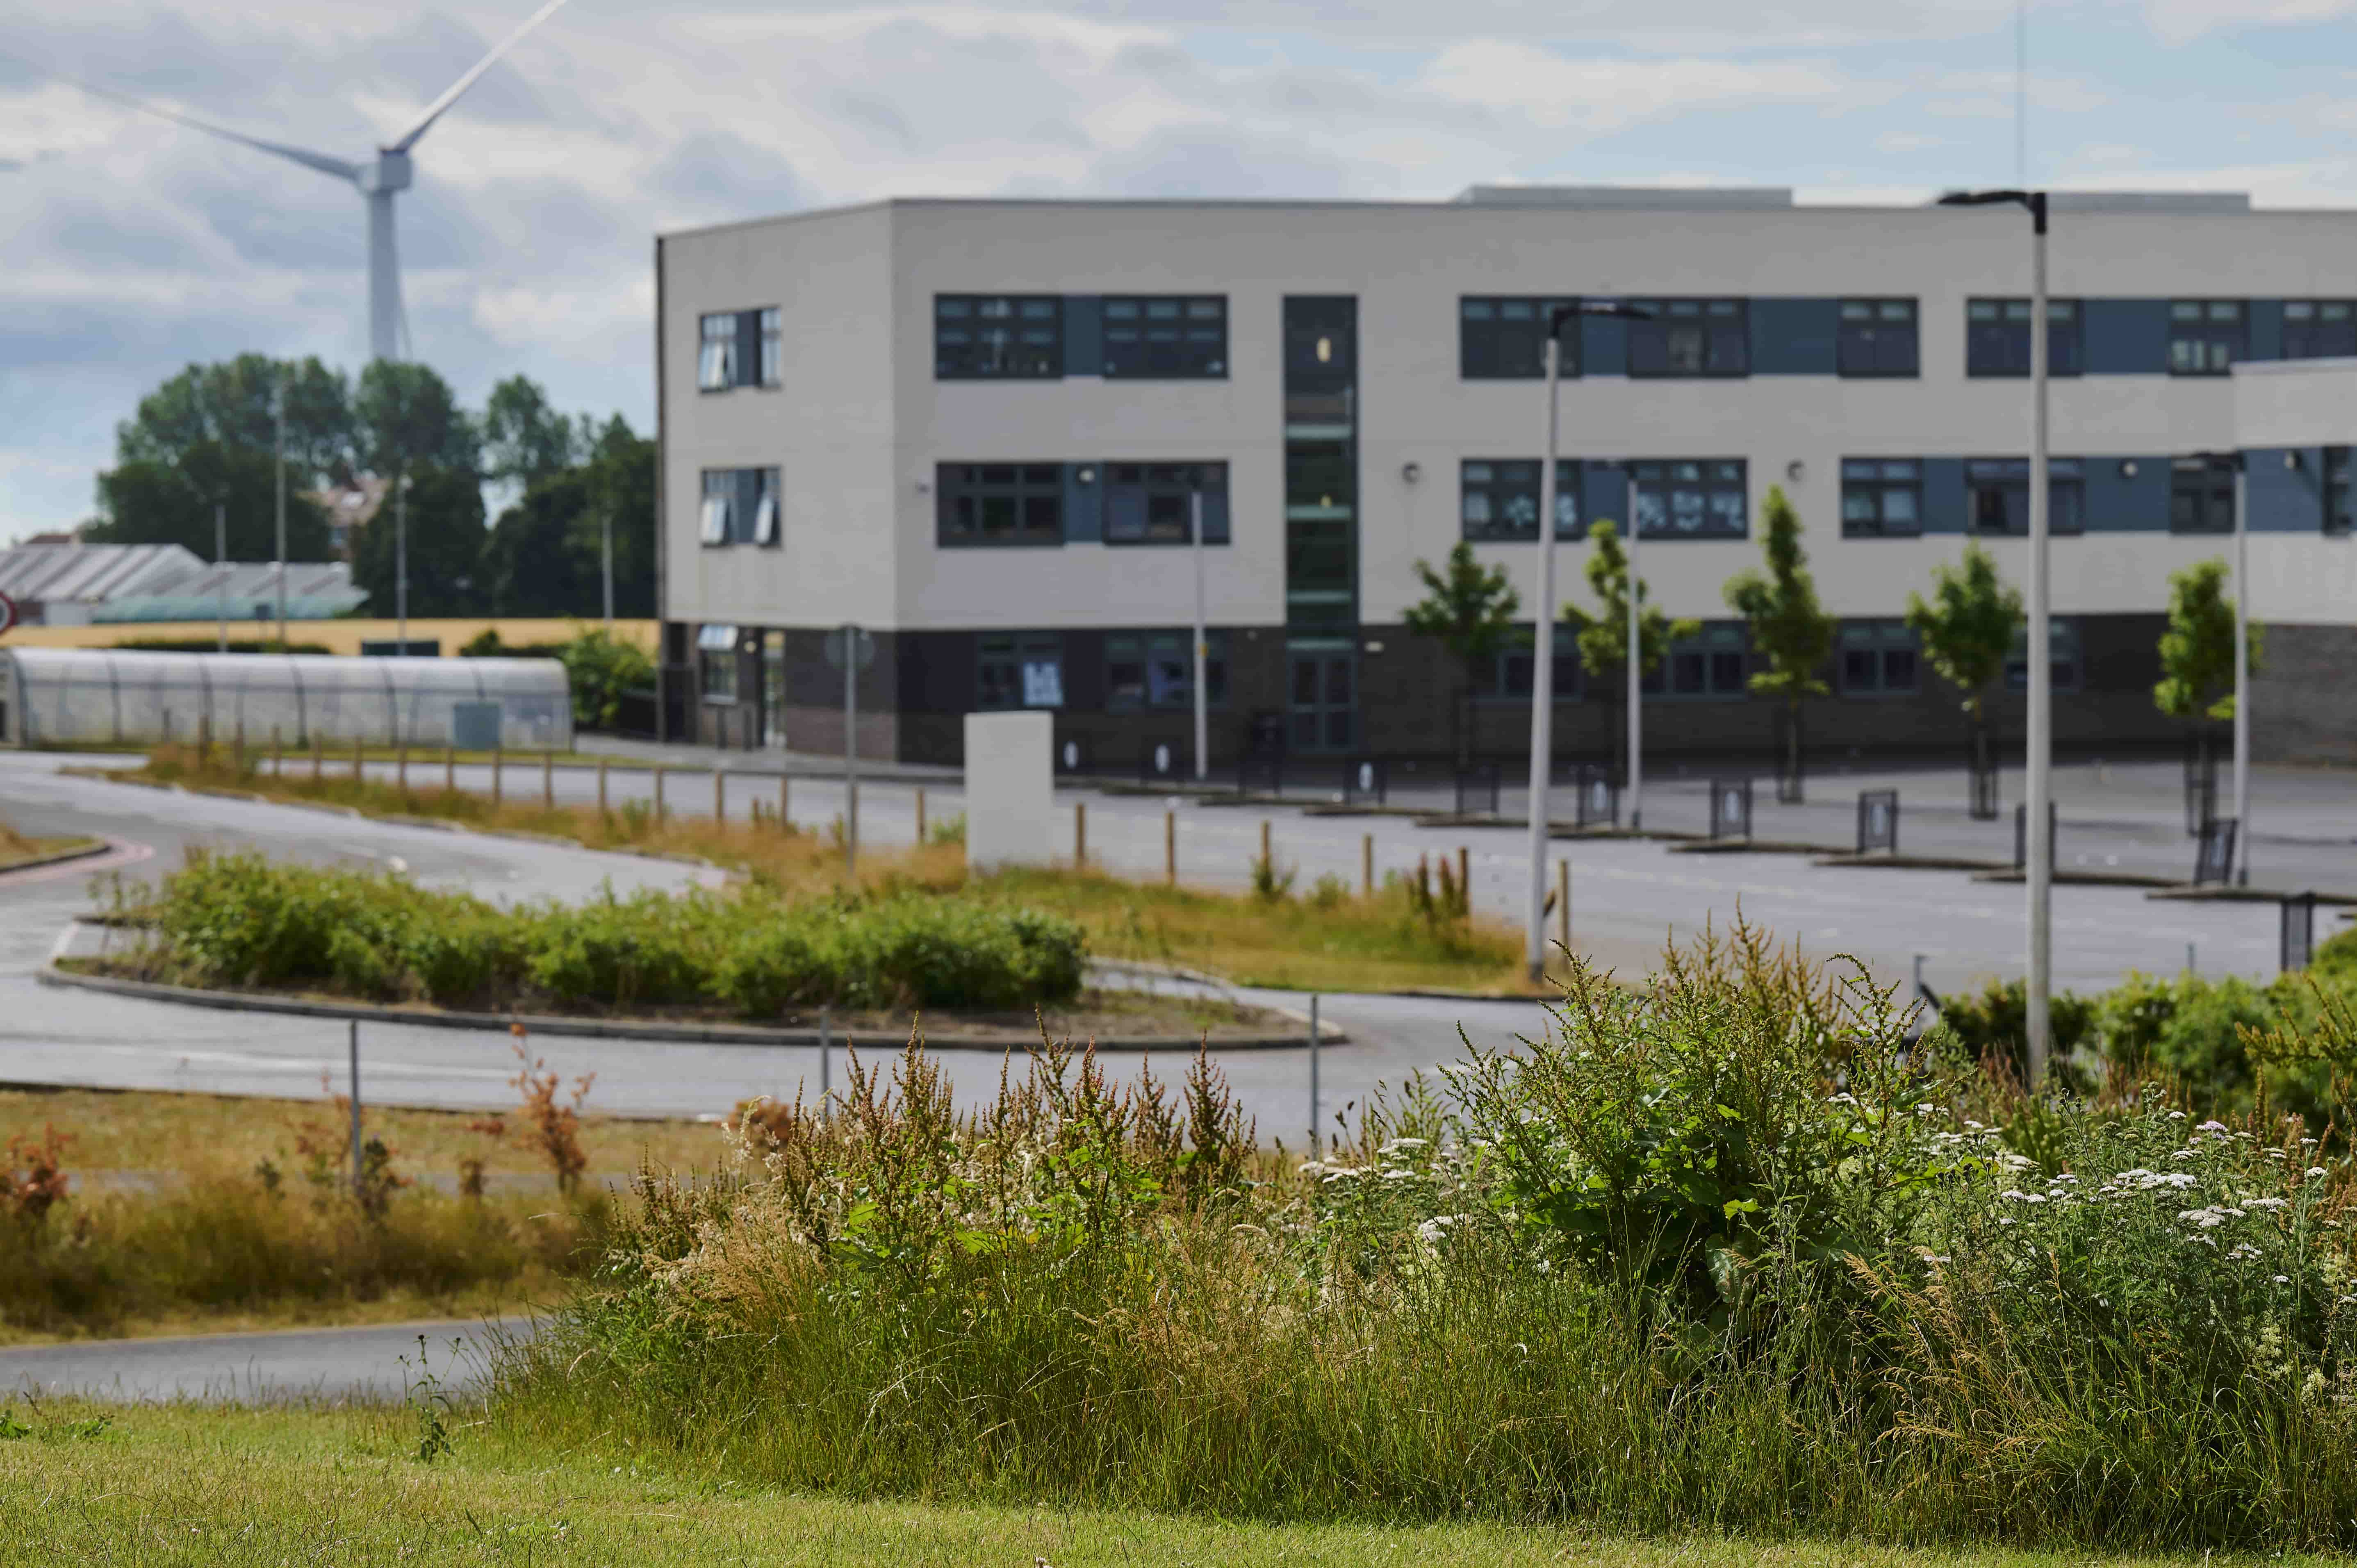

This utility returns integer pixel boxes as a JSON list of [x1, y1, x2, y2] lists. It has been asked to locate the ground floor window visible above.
[[1839, 619, 1920, 694], [2006, 618, 2082, 694], [1107, 630, 1227, 710], [1472, 623, 1580, 699], [978, 632, 1064, 709], [1644, 623, 1749, 698]]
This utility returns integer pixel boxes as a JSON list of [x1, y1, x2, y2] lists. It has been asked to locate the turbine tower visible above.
[[83, 0, 572, 361]]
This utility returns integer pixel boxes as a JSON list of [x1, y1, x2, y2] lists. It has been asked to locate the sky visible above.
[[4, 0, 2357, 541]]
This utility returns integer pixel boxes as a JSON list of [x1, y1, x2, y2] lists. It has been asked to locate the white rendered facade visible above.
[[656, 189, 2357, 766]]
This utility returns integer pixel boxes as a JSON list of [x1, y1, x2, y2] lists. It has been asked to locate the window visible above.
[[1629, 459, 1747, 539], [2170, 455, 2236, 535], [1627, 299, 1748, 378], [698, 313, 738, 391], [978, 633, 1063, 710], [937, 463, 1065, 547], [2006, 619, 2082, 694], [2169, 300, 2245, 376], [935, 295, 1062, 379], [1107, 631, 1228, 710], [699, 467, 779, 547], [1967, 457, 2084, 536], [1103, 296, 1226, 378], [1460, 459, 1580, 542], [1473, 624, 1580, 700], [2284, 301, 2357, 360], [1644, 624, 1749, 699], [1460, 298, 1579, 379], [1966, 298, 2083, 377], [698, 308, 777, 391], [1106, 462, 1229, 545], [1838, 299, 1918, 378], [1839, 620, 1920, 695], [697, 625, 741, 703], [2329, 448, 2355, 536], [1840, 460, 1923, 538]]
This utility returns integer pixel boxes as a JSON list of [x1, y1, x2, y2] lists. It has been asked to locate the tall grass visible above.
[[494, 924, 2357, 1551]]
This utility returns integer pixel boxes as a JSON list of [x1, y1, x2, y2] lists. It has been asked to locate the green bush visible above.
[[140, 850, 1084, 1016]]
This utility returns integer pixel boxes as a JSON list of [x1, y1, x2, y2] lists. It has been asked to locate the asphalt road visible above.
[[0, 1318, 522, 1404]]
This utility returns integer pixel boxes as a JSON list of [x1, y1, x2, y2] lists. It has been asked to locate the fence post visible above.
[[492, 744, 503, 808], [397, 741, 407, 796], [544, 750, 554, 810], [1166, 809, 1177, 884], [311, 733, 322, 782], [1075, 801, 1086, 867], [917, 787, 927, 844], [1362, 833, 1373, 899], [1260, 818, 1272, 872], [348, 1020, 363, 1206], [352, 736, 363, 785], [597, 757, 608, 813], [713, 767, 724, 824], [234, 718, 246, 772], [653, 764, 665, 826], [778, 772, 789, 833], [271, 726, 282, 779], [444, 743, 455, 794], [1457, 845, 1471, 905], [1308, 994, 1321, 1158]]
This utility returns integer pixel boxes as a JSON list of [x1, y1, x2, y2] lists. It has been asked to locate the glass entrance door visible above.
[[1288, 645, 1355, 753], [761, 631, 787, 748]]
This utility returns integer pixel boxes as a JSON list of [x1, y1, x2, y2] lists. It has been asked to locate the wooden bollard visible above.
[[713, 768, 725, 824], [1165, 809, 1176, 885], [543, 750, 554, 809], [1074, 801, 1086, 867], [597, 758, 609, 813], [1362, 833, 1373, 899], [777, 772, 789, 832], [916, 787, 927, 843]]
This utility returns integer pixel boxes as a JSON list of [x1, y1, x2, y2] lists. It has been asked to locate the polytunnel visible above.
[[0, 648, 573, 751]]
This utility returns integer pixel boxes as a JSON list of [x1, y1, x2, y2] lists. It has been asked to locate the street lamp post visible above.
[[1941, 186, 2052, 1084], [1191, 478, 1209, 782], [214, 499, 228, 655], [274, 370, 288, 643], [1525, 300, 1654, 981], [2232, 453, 2250, 885], [395, 471, 411, 657]]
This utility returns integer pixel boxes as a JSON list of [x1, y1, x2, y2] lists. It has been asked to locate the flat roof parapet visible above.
[[1452, 184, 1795, 210]]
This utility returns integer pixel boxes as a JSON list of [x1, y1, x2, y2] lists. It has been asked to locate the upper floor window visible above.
[[1627, 298, 1748, 378], [1838, 299, 1919, 378], [1966, 298, 2082, 377], [1107, 630, 1228, 711], [1840, 459, 1923, 538], [978, 632, 1064, 710], [2329, 448, 2356, 536], [2284, 301, 2357, 360], [1630, 459, 1747, 539], [1106, 462, 1229, 545], [698, 467, 779, 548], [935, 295, 1061, 380], [2006, 618, 2082, 694], [1460, 459, 1580, 542], [1460, 298, 1579, 379], [1968, 457, 2084, 536], [937, 463, 1063, 547], [1839, 620, 1920, 695], [2169, 300, 2245, 376], [698, 309, 779, 391], [1103, 296, 1227, 378], [1473, 624, 1580, 700], [2169, 455, 2236, 535], [1644, 624, 1749, 699]]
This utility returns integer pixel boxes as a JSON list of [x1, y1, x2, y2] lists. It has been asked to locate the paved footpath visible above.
[[0, 1317, 525, 1404]]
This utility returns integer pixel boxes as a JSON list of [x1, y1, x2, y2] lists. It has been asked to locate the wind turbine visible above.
[[76, 0, 573, 361]]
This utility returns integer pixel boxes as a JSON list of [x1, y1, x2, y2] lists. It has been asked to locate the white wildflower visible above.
[[2169, 1111, 2187, 1120], [2311, 1167, 2330, 1180], [2277, 1275, 2293, 1285], [2199, 1120, 2228, 1133], [2244, 1197, 2291, 1211]]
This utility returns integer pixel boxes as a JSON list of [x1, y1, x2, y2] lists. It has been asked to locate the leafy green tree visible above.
[[2156, 558, 2262, 722], [1905, 542, 2024, 770], [114, 354, 354, 483], [1723, 485, 1835, 799], [1404, 541, 1519, 763], [1566, 519, 1697, 776], [481, 375, 584, 489], [578, 416, 657, 619], [87, 442, 333, 560], [558, 628, 657, 729], [351, 463, 487, 618], [354, 362, 478, 477], [483, 469, 597, 617]]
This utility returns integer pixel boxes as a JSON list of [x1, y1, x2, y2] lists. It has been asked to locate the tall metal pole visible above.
[[214, 501, 228, 654], [1524, 325, 1566, 979], [395, 473, 410, 656], [843, 624, 859, 876], [601, 501, 615, 632], [2025, 193, 2053, 1088], [348, 1020, 364, 1204], [274, 370, 288, 642], [2232, 455, 2250, 885], [1191, 485, 1209, 781], [1625, 478, 1644, 833]]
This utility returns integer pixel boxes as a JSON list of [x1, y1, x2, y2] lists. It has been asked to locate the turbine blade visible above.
[[70, 77, 360, 182], [387, 0, 572, 153]]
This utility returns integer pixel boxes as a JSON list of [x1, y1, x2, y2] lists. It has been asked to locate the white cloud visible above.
[[1415, 40, 1876, 132], [2138, 0, 2355, 46]]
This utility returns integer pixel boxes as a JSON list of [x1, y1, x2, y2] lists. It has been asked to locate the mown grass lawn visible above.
[[0, 1400, 2295, 1568]]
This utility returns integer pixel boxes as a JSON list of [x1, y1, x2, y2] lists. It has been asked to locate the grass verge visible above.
[[0, 822, 101, 872], [0, 1400, 2292, 1568], [109, 746, 1544, 995]]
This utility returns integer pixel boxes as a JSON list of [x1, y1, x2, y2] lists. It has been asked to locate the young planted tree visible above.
[[1404, 542, 1519, 765], [1565, 519, 1697, 777], [1904, 542, 2024, 811], [2154, 557, 2264, 790], [1723, 485, 1835, 801]]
